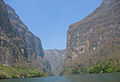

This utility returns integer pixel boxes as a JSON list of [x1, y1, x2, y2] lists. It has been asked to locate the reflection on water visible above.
[[68, 72, 120, 82], [0, 72, 120, 82], [0, 76, 71, 82]]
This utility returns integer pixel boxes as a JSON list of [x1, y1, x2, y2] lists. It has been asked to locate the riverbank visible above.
[[0, 64, 48, 79], [60, 59, 120, 75], [0, 72, 120, 82]]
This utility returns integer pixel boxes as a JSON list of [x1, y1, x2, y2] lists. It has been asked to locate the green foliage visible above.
[[59, 66, 73, 75], [47, 71, 54, 76], [88, 60, 119, 74], [60, 65, 87, 75], [61, 59, 120, 75], [88, 64, 103, 74], [72, 65, 87, 75], [0, 64, 48, 79], [72, 68, 81, 75]]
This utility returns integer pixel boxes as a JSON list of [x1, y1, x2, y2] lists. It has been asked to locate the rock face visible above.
[[6, 5, 44, 59], [63, 0, 120, 74], [0, 0, 25, 65], [44, 49, 66, 75], [0, 0, 51, 72]]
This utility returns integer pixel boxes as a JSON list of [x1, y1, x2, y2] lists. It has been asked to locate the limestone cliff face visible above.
[[6, 4, 51, 71], [6, 5, 44, 59], [63, 0, 120, 74], [44, 49, 66, 75], [0, 0, 25, 65], [0, 0, 51, 72]]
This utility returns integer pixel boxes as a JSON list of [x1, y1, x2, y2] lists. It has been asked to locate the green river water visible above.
[[0, 72, 120, 82]]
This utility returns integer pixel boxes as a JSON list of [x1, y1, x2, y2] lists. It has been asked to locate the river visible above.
[[0, 72, 120, 82]]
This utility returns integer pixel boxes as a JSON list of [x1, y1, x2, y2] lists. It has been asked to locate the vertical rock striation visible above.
[[62, 0, 120, 75], [0, 0, 25, 66], [6, 4, 44, 59], [0, 0, 51, 72]]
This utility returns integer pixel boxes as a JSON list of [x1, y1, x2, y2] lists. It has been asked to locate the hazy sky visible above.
[[5, 0, 102, 50]]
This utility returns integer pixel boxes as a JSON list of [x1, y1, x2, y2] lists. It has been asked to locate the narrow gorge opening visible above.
[[1, 0, 120, 81], [3, 0, 103, 76]]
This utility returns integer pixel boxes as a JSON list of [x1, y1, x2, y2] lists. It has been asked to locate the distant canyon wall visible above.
[[44, 49, 66, 75]]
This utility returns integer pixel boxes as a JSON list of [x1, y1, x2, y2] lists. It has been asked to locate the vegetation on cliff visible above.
[[88, 59, 120, 74], [0, 64, 48, 79], [60, 65, 87, 75], [60, 59, 120, 75], [62, 0, 120, 75]]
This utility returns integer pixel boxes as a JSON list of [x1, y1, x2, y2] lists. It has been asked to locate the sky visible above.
[[5, 0, 102, 50]]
